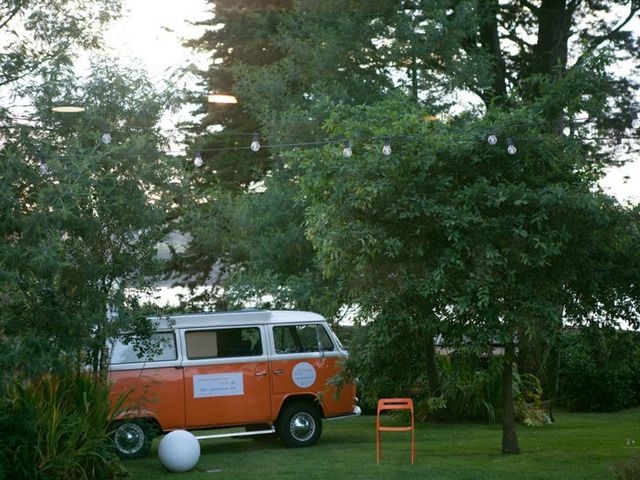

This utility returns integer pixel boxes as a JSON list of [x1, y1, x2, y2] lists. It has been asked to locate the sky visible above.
[[103, 0, 209, 80]]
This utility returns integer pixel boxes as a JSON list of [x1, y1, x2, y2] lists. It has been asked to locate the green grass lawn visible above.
[[125, 408, 640, 479]]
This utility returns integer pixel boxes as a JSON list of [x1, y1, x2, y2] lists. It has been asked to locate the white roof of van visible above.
[[149, 310, 325, 330]]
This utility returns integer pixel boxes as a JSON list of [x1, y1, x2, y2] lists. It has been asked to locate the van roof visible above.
[[149, 310, 325, 330]]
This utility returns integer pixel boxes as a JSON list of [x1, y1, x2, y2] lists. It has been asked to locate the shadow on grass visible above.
[[198, 437, 281, 455]]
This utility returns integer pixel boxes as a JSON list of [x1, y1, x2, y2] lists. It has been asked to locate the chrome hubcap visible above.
[[114, 423, 145, 454], [290, 412, 315, 442]]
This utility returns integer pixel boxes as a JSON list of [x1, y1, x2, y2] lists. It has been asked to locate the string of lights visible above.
[[183, 123, 640, 166], [27, 131, 640, 174], [3, 110, 639, 172]]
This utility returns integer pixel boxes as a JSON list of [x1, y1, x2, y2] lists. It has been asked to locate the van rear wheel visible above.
[[109, 419, 153, 459], [277, 403, 322, 448]]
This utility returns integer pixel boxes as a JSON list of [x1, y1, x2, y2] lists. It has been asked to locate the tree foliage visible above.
[[170, 164, 346, 319], [559, 327, 640, 412], [182, 0, 640, 302], [299, 91, 640, 452], [0, 60, 178, 375], [183, 0, 294, 190], [0, 0, 121, 93]]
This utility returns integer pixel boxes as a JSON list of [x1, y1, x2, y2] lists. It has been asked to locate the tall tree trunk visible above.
[[411, 54, 419, 104], [425, 333, 441, 396], [478, 0, 507, 103], [549, 304, 565, 423], [415, 298, 441, 397], [522, 0, 572, 113], [532, 0, 570, 76], [502, 340, 520, 454]]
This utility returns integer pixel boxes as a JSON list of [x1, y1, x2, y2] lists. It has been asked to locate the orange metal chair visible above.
[[376, 398, 415, 464]]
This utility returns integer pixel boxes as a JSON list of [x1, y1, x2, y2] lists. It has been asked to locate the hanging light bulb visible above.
[[506, 138, 517, 155], [632, 114, 640, 129], [193, 150, 203, 167], [101, 131, 112, 144], [382, 138, 392, 156], [487, 132, 498, 145], [250, 133, 261, 152], [342, 140, 352, 158], [39, 158, 48, 175]]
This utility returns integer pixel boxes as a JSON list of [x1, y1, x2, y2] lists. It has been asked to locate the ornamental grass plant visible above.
[[0, 369, 126, 480]]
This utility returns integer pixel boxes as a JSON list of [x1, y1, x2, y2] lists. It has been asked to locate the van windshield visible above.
[[273, 324, 335, 354]]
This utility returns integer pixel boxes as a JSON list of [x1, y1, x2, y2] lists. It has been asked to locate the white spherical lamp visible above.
[[158, 430, 200, 473]]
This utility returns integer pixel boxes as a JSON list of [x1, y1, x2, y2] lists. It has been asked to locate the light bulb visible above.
[[39, 160, 48, 174], [506, 138, 517, 155], [207, 93, 237, 104], [194, 151, 203, 167], [250, 133, 260, 152], [101, 132, 111, 144], [487, 133, 498, 145], [632, 118, 640, 129], [382, 138, 392, 156], [342, 140, 352, 158]]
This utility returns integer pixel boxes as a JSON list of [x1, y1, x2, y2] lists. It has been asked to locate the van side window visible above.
[[185, 327, 262, 359], [273, 324, 335, 354], [110, 332, 177, 364]]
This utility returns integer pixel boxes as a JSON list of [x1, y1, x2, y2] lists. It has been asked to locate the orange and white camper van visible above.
[[108, 310, 359, 459]]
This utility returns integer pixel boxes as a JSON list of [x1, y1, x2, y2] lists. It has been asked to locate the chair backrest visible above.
[[377, 398, 414, 414]]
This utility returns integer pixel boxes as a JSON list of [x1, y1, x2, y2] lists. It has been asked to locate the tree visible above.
[[175, 0, 397, 313], [169, 162, 347, 319], [300, 93, 640, 453], [195, 1, 640, 125], [0, 0, 121, 94], [0, 60, 179, 376], [183, 0, 294, 191]]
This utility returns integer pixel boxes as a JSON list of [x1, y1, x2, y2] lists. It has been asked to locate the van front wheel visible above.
[[109, 419, 153, 459], [277, 403, 322, 447]]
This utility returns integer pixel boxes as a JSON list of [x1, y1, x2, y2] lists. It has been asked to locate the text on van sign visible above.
[[193, 373, 244, 398]]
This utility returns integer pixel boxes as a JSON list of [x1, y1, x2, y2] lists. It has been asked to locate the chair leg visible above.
[[411, 428, 415, 464]]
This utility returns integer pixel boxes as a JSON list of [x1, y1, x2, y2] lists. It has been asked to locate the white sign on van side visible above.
[[193, 373, 244, 398], [292, 362, 316, 388]]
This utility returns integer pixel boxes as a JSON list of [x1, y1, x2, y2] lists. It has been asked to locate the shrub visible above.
[[431, 352, 502, 422], [341, 321, 434, 413], [342, 324, 548, 423], [414, 352, 548, 425], [0, 369, 125, 480], [559, 327, 640, 412]]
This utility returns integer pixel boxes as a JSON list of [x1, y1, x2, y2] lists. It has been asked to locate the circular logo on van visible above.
[[292, 362, 316, 388]]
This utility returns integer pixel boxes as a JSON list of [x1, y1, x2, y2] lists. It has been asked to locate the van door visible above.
[[269, 323, 354, 416], [181, 326, 271, 429], [108, 331, 185, 430]]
